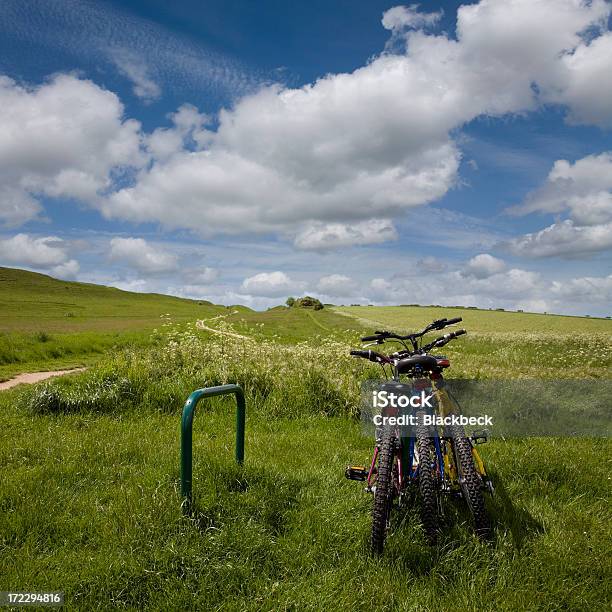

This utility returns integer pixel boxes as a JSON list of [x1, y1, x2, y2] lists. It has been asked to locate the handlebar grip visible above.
[[361, 335, 380, 342], [350, 349, 389, 364], [446, 317, 462, 325], [433, 329, 467, 347]]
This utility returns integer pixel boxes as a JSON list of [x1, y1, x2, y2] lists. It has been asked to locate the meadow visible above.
[[1, 271, 611, 610]]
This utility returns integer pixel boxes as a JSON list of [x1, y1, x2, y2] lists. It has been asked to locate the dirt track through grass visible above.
[[0, 368, 87, 391]]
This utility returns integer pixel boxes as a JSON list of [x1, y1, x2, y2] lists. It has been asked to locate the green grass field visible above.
[[0, 270, 611, 610], [336, 304, 612, 335]]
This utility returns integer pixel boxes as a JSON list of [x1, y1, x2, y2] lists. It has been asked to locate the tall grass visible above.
[[18, 319, 363, 418]]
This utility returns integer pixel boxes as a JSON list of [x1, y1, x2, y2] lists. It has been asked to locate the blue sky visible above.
[[0, 0, 611, 315]]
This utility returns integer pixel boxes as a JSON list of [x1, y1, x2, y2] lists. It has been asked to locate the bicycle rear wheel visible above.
[[453, 436, 491, 539], [371, 428, 397, 555]]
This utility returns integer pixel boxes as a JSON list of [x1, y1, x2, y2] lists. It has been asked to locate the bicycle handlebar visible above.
[[445, 317, 462, 326], [352, 328, 466, 364], [360, 317, 463, 343], [423, 329, 466, 351]]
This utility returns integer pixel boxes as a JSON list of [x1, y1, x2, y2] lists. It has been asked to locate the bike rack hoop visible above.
[[180, 383, 246, 509]]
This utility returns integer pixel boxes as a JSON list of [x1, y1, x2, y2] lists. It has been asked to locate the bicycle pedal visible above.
[[471, 430, 488, 444], [345, 465, 368, 481]]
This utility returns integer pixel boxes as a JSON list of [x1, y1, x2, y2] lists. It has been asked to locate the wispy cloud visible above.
[[109, 49, 161, 103], [0, 0, 261, 101]]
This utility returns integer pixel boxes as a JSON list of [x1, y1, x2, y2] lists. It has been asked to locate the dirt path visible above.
[[305, 310, 331, 332], [195, 321, 251, 339], [0, 368, 87, 391]]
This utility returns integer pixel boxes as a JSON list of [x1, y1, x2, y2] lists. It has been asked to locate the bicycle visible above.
[[345, 317, 493, 555]]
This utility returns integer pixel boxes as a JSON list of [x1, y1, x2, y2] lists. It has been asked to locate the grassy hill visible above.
[[0, 266, 224, 333], [1, 301, 610, 609], [2, 267, 612, 382], [0, 267, 228, 378], [0, 268, 363, 378]]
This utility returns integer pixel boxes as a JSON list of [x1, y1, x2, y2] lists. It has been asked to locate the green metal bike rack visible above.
[[180, 384, 246, 510]]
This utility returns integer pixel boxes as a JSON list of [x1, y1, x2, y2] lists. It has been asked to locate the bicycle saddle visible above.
[[395, 354, 439, 373]]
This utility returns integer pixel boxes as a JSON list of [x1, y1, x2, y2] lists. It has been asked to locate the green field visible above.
[[0, 270, 611, 610]]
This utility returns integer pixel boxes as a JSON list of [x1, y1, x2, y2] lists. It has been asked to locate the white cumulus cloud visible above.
[[0, 74, 145, 226], [240, 271, 305, 297], [462, 253, 506, 279], [316, 274, 357, 297], [1, 0, 611, 264], [109, 237, 178, 273], [0, 233, 68, 267], [52, 259, 80, 280], [506, 220, 612, 258], [294, 219, 398, 250], [506, 152, 612, 257], [0, 233, 79, 278], [99, 0, 611, 245], [551, 273, 612, 302], [382, 5, 443, 32]]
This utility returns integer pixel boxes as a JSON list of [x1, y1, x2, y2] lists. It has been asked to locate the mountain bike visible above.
[[345, 317, 493, 555]]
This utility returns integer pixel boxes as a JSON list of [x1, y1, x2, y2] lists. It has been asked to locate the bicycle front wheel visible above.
[[416, 433, 440, 544]]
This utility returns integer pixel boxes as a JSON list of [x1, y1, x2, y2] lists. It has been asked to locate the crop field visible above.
[[336, 304, 612, 335], [1, 272, 611, 610]]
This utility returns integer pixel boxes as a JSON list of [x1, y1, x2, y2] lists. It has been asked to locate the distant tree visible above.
[[294, 296, 323, 310], [286, 297, 296, 307]]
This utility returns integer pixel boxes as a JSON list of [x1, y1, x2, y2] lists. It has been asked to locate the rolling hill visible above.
[[0, 266, 225, 333]]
